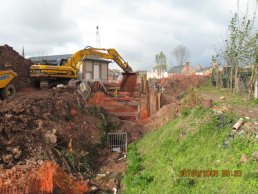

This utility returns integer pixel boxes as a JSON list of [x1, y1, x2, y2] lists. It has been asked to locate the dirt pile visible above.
[[144, 75, 209, 130], [0, 44, 32, 90], [158, 74, 208, 105], [0, 89, 101, 169]]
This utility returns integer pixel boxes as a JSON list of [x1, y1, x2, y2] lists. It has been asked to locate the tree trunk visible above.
[[234, 66, 239, 94], [247, 65, 258, 99], [229, 67, 234, 93]]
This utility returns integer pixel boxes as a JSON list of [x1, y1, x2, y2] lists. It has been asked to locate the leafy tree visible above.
[[217, 1, 257, 95], [172, 44, 190, 73], [154, 52, 167, 77]]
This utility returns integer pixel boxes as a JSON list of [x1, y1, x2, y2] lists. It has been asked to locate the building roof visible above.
[[168, 65, 183, 73], [196, 66, 211, 72], [28, 54, 111, 63]]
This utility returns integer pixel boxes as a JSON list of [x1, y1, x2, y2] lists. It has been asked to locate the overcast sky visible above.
[[0, 0, 257, 71]]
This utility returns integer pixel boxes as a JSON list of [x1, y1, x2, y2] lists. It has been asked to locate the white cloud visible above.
[[0, 0, 257, 71]]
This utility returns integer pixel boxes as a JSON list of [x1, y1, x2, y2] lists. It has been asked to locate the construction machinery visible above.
[[30, 47, 134, 88], [0, 70, 17, 99]]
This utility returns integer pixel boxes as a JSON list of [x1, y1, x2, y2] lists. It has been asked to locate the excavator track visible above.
[[40, 81, 49, 89]]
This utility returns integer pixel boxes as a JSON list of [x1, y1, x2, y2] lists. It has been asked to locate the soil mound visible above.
[[0, 44, 32, 90]]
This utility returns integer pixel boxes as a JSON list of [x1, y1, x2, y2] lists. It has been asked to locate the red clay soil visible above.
[[159, 74, 208, 105], [0, 161, 90, 194], [0, 88, 134, 192], [143, 75, 209, 130], [0, 89, 101, 169], [0, 45, 32, 90], [89, 92, 138, 113], [120, 73, 138, 96]]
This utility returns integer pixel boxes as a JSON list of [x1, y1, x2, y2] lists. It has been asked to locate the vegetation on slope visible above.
[[123, 107, 258, 194]]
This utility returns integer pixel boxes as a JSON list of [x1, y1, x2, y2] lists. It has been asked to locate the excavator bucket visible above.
[[120, 73, 138, 96]]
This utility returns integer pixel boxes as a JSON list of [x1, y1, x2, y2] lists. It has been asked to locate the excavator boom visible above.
[[64, 47, 133, 73], [30, 47, 133, 88]]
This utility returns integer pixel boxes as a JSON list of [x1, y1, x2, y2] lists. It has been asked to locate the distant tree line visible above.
[[154, 44, 191, 74]]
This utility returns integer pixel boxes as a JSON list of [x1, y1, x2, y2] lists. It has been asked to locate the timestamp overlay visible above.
[[179, 169, 242, 178]]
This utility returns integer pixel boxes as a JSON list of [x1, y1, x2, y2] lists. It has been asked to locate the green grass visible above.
[[122, 107, 258, 194], [198, 83, 258, 107]]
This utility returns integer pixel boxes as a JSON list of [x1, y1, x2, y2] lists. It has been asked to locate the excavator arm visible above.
[[65, 47, 133, 73], [30, 47, 134, 88]]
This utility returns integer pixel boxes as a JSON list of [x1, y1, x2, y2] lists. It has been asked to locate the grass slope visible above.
[[123, 107, 258, 194]]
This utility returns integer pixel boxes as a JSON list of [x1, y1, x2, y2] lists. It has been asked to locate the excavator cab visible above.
[[57, 59, 68, 66]]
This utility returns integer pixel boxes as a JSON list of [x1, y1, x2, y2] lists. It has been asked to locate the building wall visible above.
[[79, 60, 109, 81], [147, 69, 168, 79]]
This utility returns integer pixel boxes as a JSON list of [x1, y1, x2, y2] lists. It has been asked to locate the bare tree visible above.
[[172, 44, 191, 73]]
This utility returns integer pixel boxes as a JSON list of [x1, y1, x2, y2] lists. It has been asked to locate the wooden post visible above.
[[146, 81, 150, 116], [255, 79, 258, 99], [157, 92, 161, 111]]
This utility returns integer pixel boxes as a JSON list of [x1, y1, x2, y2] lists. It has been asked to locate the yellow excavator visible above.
[[0, 70, 17, 99], [30, 47, 134, 88]]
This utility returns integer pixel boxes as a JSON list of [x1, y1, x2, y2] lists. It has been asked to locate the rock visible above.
[[112, 147, 121, 153], [97, 173, 107, 177], [252, 151, 258, 161], [90, 185, 99, 192], [52, 128, 57, 134], [220, 96, 225, 100], [12, 147, 21, 159], [45, 130, 57, 144], [56, 84, 65, 89], [70, 108, 78, 116], [202, 99, 213, 108], [49, 134, 57, 144], [2, 154, 13, 164], [240, 154, 248, 164], [113, 187, 118, 194], [36, 119, 44, 129], [5, 114, 12, 119]]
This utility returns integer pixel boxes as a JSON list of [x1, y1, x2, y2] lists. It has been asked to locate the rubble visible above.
[[0, 54, 218, 192], [252, 151, 258, 161], [157, 75, 208, 105], [240, 154, 248, 164], [0, 44, 32, 90], [232, 118, 244, 130], [0, 89, 101, 168]]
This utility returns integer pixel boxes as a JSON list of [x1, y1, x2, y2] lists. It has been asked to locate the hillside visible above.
[[122, 106, 258, 193]]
